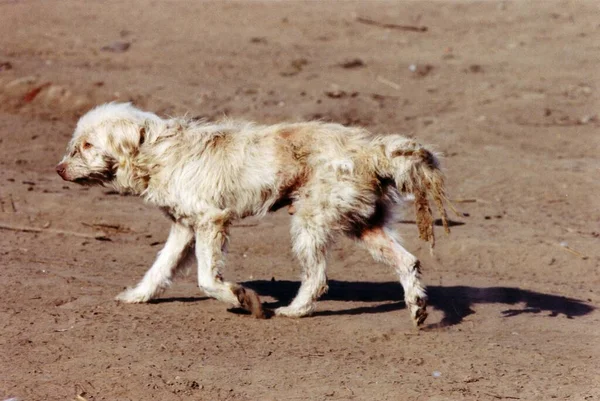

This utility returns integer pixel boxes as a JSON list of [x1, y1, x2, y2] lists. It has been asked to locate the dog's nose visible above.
[[56, 163, 67, 180]]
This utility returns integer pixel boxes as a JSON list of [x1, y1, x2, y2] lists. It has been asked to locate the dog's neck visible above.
[[108, 117, 232, 201], [108, 118, 188, 197], [110, 129, 163, 196], [111, 157, 151, 195]]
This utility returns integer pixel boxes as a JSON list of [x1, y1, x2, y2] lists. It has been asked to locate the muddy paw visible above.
[[232, 285, 268, 319], [410, 297, 428, 327]]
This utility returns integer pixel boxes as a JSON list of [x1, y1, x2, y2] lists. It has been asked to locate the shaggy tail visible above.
[[375, 136, 451, 248]]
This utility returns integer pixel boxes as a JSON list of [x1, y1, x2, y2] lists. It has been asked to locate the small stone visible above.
[[340, 58, 365, 69], [578, 115, 597, 125], [101, 41, 131, 53], [325, 90, 347, 99], [250, 37, 268, 44], [408, 63, 434, 77], [0, 61, 13, 71], [291, 58, 308, 70], [468, 64, 484, 73]]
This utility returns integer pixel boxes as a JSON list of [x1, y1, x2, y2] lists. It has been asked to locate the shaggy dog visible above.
[[56, 103, 450, 325]]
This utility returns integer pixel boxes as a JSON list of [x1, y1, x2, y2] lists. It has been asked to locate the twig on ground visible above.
[[54, 326, 74, 333], [557, 242, 588, 260], [482, 392, 520, 400], [397, 218, 464, 227], [81, 221, 130, 233], [81, 222, 120, 230], [515, 115, 598, 127], [74, 384, 90, 401], [450, 198, 477, 203], [0, 223, 110, 240], [366, 92, 403, 99], [344, 385, 355, 396], [376, 76, 401, 90], [356, 17, 428, 32], [9, 194, 17, 212], [441, 194, 467, 218]]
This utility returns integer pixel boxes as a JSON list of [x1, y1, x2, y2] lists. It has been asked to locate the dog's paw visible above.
[[409, 296, 428, 327], [231, 285, 269, 319], [115, 288, 152, 303], [274, 304, 314, 318]]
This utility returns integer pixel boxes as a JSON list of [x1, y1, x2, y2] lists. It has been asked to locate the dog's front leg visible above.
[[195, 216, 267, 318], [116, 222, 194, 303]]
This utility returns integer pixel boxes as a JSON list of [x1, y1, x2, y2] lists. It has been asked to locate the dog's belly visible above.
[[233, 173, 305, 218]]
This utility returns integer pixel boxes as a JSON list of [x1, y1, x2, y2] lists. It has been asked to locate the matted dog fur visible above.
[[56, 102, 450, 325]]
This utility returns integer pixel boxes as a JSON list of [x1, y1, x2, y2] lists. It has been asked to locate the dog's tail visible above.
[[373, 136, 450, 248]]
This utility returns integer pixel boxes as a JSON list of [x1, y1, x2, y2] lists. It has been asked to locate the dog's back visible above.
[[139, 119, 447, 243]]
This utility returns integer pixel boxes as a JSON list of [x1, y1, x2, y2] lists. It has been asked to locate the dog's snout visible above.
[[56, 163, 68, 180]]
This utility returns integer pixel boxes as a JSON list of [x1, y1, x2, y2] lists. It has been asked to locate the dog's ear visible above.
[[139, 126, 146, 146], [108, 121, 148, 156]]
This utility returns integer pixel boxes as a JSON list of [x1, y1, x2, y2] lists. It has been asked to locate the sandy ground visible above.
[[1, 1, 599, 400]]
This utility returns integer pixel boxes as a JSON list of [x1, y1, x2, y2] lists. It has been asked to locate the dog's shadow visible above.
[[241, 279, 594, 328], [154, 279, 594, 328]]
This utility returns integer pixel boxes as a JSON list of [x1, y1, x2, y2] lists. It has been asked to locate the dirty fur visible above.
[[56, 102, 450, 325]]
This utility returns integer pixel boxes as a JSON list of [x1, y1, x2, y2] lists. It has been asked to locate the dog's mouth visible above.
[[73, 175, 107, 186], [69, 166, 115, 187]]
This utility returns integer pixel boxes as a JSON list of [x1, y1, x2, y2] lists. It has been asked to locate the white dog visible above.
[[56, 103, 450, 325]]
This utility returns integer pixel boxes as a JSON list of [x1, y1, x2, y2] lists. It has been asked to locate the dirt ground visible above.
[[1, 1, 599, 400]]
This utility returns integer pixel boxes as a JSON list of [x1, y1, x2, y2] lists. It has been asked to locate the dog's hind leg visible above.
[[359, 226, 428, 326], [275, 214, 331, 318], [116, 222, 194, 303], [195, 215, 267, 318]]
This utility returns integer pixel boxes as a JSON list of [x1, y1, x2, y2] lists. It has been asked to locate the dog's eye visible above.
[[82, 142, 93, 150]]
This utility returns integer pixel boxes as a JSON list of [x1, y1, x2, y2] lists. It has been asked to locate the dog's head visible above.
[[56, 102, 160, 190]]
